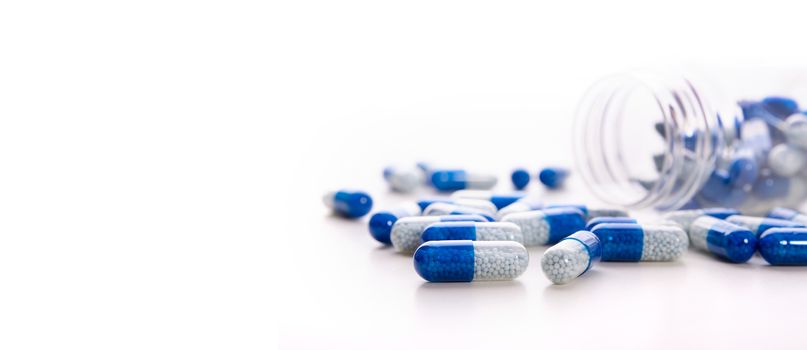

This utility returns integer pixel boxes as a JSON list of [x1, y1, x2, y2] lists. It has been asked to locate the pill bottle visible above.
[[573, 68, 807, 214]]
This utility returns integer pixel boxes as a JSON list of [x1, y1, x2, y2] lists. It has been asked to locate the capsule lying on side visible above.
[[430, 169, 497, 192], [414, 240, 529, 282], [501, 207, 586, 246], [383, 166, 423, 193], [496, 199, 544, 220], [591, 223, 688, 262], [759, 228, 807, 265], [585, 216, 637, 231], [541, 231, 601, 284], [422, 202, 496, 221], [450, 190, 526, 210], [662, 208, 741, 231], [391, 215, 489, 253], [417, 198, 498, 216], [368, 202, 422, 244], [725, 215, 805, 237], [422, 222, 523, 244], [544, 204, 628, 220], [322, 190, 373, 218], [689, 216, 757, 263], [767, 207, 807, 225]]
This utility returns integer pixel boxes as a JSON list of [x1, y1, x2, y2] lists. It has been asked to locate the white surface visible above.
[[3, 0, 807, 349]]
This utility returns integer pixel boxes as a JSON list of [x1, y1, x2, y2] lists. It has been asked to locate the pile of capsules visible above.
[[322, 164, 807, 285]]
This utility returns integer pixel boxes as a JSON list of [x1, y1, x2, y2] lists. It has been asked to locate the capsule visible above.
[[689, 216, 757, 263], [758, 228, 807, 265], [391, 215, 489, 253], [591, 223, 688, 262], [413, 240, 529, 282], [496, 199, 544, 219], [430, 169, 497, 192], [382, 166, 423, 193], [450, 190, 526, 210], [585, 216, 637, 231], [422, 202, 496, 221], [661, 208, 741, 231], [322, 190, 373, 218], [417, 198, 497, 216], [538, 167, 569, 189], [511, 168, 531, 190], [501, 207, 586, 246], [784, 113, 807, 149], [768, 144, 805, 177], [761, 96, 799, 118], [422, 222, 523, 244], [541, 231, 601, 285], [767, 207, 807, 225], [544, 204, 629, 220], [724, 215, 806, 237], [367, 202, 422, 244]]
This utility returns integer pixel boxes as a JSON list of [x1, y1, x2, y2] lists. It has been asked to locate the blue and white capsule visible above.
[[661, 207, 741, 231], [414, 240, 529, 282], [391, 215, 489, 253], [767, 207, 807, 225], [429, 169, 497, 192], [422, 222, 523, 244], [541, 231, 601, 284], [422, 202, 496, 221], [544, 204, 628, 220], [383, 166, 423, 193], [322, 190, 373, 218], [368, 202, 422, 245], [585, 216, 637, 231], [725, 215, 806, 237], [450, 190, 526, 210], [511, 168, 531, 190], [759, 228, 807, 266], [538, 167, 569, 189], [591, 223, 688, 262], [417, 198, 498, 216], [496, 198, 544, 220], [501, 207, 587, 246], [689, 216, 757, 263]]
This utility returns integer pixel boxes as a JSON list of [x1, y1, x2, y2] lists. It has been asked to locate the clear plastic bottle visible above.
[[574, 67, 807, 214]]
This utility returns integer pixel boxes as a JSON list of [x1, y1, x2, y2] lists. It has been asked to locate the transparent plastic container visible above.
[[574, 67, 807, 214]]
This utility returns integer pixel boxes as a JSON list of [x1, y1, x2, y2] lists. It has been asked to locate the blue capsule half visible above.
[[538, 167, 569, 189], [761, 96, 799, 119], [759, 228, 807, 265], [511, 168, 531, 190], [585, 216, 637, 231], [368, 203, 422, 244], [324, 190, 373, 218]]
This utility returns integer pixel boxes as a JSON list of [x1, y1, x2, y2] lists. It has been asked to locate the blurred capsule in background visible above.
[[544, 203, 628, 220], [391, 215, 489, 253], [451, 190, 526, 210], [767, 207, 807, 225], [383, 166, 423, 193], [497, 198, 544, 219], [538, 167, 569, 189], [768, 144, 805, 177], [417, 198, 498, 216], [784, 113, 807, 149], [541, 231, 601, 285], [662, 208, 741, 231], [724, 215, 805, 237], [422, 202, 496, 221], [758, 228, 807, 265], [368, 203, 422, 245], [761, 96, 799, 119], [591, 223, 688, 262], [430, 169, 497, 192], [414, 240, 529, 282], [501, 207, 586, 246], [323, 190, 373, 218], [585, 216, 637, 231], [511, 168, 531, 190], [689, 216, 757, 263], [422, 222, 523, 244]]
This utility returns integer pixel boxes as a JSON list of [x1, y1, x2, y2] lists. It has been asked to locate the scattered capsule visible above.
[[422, 202, 496, 221], [414, 240, 529, 282], [768, 144, 805, 177], [725, 215, 806, 237], [689, 216, 757, 263], [591, 223, 688, 262], [382, 166, 423, 193], [767, 207, 807, 225], [322, 190, 373, 218], [784, 113, 807, 149], [761, 96, 799, 119], [758, 228, 807, 265], [496, 199, 544, 219], [450, 190, 526, 209], [430, 169, 497, 192], [585, 216, 637, 231], [391, 215, 489, 253], [544, 204, 628, 220], [541, 231, 601, 285], [511, 168, 531, 190], [368, 202, 422, 245], [501, 207, 586, 246], [538, 167, 569, 189], [661, 208, 741, 231], [422, 222, 523, 244], [417, 198, 498, 216]]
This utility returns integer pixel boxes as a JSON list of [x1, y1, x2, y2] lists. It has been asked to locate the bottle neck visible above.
[[573, 71, 741, 211]]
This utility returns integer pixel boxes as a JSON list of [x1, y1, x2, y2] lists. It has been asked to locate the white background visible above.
[[2, 0, 807, 349]]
